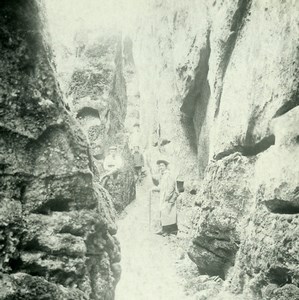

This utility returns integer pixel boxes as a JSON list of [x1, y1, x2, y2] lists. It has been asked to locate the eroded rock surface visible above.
[[0, 1, 119, 299], [228, 107, 299, 300], [188, 153, 255, 279], [56, 29, 136, 213], [130, 0, 299, 299], [1, 0, 298, 298]]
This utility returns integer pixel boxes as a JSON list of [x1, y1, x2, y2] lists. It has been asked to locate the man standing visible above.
[[129, 123, 142, 150], [74, 19, 89, 58], [132, 145, 144, 183], [152, 159, 179, 236]]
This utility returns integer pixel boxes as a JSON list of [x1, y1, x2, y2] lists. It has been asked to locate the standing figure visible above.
[[100, 146, 123, 185], [132, 146, 144, 183], [129, 123, 142, 150], [74, 24, 89, 58], [151, 159, 179, 236]]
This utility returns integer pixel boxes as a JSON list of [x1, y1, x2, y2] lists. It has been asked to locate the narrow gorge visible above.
[[0, 0, 298, 300]]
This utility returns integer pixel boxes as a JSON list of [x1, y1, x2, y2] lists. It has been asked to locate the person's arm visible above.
[[150, 170, 160, 186], [148, 163, 160, 190]]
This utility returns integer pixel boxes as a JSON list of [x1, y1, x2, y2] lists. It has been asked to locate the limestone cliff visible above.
[[68, 31, 136, 213], [131, 0, 299, 299], [1, 0, 298, 299], [0, 1, 120, 299], [50, 26, 136, 213]]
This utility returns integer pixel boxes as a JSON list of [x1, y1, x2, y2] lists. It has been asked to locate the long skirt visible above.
[[160, 201, 177, 227]]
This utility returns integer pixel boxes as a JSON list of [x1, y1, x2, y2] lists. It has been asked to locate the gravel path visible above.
[[115, 182, 192, 300]]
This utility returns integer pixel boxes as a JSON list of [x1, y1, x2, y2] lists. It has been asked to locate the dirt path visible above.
[[115, 181, 192, 300]]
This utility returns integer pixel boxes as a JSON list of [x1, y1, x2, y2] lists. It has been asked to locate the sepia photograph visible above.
[[0, 0, 298, 299]]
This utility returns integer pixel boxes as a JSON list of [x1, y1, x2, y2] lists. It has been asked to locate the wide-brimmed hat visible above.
[[156, 159, 169, 166], [109, 146, 117, 150]]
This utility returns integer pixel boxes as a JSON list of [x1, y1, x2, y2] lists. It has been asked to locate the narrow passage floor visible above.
[[115, 182, 192, 300]]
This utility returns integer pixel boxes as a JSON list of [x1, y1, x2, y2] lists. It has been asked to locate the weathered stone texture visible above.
[[68, 33, 126, 153], [188, 153, 255, 279], [0, 1, 119, 299], [132, 0, 203, 181], [228, 107, 299, 299], [132, 0, 299, 299], [60, 31, 136, 213]]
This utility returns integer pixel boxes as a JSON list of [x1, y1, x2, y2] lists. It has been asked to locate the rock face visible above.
[[56, 29, 136, 213], [131, 0, 299, 299], [188, 153, 255, 279], [68, 32, 127, 154], [228, 107, 299, 300], [0, 1, 120, 299]]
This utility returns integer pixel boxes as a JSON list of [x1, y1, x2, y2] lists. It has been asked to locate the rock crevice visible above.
[[131, 0, 299, 299], [0, 1, 120, 299]]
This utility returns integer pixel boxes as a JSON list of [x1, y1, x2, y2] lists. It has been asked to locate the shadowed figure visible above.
[[132, 145, 145, 184]]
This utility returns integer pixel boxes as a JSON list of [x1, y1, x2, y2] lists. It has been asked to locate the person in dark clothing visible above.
[[132, 146, 144, 183]]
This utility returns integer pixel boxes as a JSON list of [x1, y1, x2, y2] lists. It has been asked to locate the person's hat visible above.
[[156, 158, 169, 166], [109, 146, 117, 150]]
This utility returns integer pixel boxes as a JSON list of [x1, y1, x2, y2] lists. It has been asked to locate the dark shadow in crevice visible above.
[[215, 134, 275, 160], [23, 263, 80, 287], [160, 139, 171, 147], [263, 199, 299, 214], [93, 153, 104, 160], [25, 265, 48, 278], [26, 124, 68, 152], [273, 100, 299, 118], [267, 267, 292, 286], [242, 134, 275, 156], [22, 238, 41, 252], [180, 30, 211, 117], [180, 114, 198, 154], [188, 237, 235, 280], [214, 0, 252, 118], [49, 269, 80, 287], [33, 198, 71, 215], [59, 225, 85, 237], [8, 257, 23, 272], [19, 185, 27, 204], [180, 30, 211, 155], [77, 107, 100, 119], [190, 189, 197, 195], [273, 88, 299, 118]]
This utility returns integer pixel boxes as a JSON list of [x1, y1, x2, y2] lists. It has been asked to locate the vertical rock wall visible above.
[[55, 29, 136, 213], [132, 0, 299, 299], [132, 0, 203, 181], [123, 36, 141, 131], [0, 1, 120, 299]]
